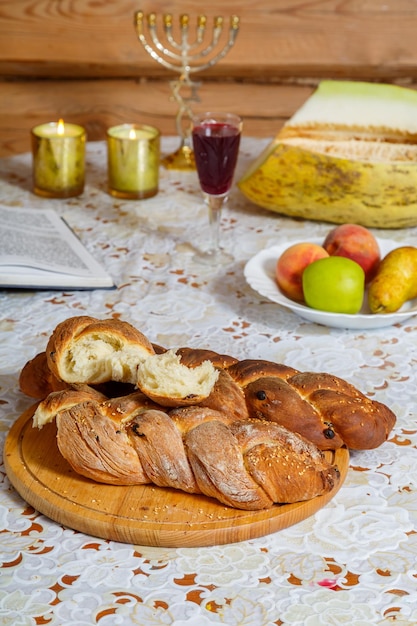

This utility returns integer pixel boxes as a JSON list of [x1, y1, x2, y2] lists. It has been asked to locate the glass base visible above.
[[107, 187, 158, 200], [32, 184, 84, 198], [194, 247, 234, 266]]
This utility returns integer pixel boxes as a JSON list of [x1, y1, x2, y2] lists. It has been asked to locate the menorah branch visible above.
[[133, 11, 240, 170]]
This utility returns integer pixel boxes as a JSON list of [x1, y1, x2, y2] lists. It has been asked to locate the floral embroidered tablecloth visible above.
[[1, 137, 417, 625]]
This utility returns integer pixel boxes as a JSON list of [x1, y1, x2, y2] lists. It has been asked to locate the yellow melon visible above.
[[238, 80, 417, 228]]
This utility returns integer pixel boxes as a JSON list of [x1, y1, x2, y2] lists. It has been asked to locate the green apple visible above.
[[302, 256, 365, 314]]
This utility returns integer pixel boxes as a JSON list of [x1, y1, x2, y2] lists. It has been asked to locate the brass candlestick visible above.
[[134, 11, 240, 170]]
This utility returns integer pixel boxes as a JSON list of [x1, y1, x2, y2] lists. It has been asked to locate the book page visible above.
[[0, 206, 114, 288], [0, 206, 96, 275]]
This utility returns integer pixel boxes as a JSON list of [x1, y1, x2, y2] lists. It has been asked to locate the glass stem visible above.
[[206, 194, 225, 253]]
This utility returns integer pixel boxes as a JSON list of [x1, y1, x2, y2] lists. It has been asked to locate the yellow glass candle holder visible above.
[[107, 124, 160, 199], [31, 120, 86, 198]]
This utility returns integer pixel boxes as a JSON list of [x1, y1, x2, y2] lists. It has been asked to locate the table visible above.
[[1, 137, 417, 625]]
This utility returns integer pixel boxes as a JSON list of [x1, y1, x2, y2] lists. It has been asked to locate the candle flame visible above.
[[57, 119, 65, 135], [129, 128, 137, 140]]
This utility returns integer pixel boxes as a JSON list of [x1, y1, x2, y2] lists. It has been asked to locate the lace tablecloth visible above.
[[1, 137, 417, 625]]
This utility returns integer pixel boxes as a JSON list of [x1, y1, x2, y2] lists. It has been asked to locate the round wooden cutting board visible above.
[[4, 406, 349, 547]]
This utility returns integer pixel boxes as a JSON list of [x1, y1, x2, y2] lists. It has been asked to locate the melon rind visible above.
[[285, 80, 417, 135]]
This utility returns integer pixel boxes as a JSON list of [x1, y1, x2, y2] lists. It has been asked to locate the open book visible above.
[[0, 206, 114, 289]]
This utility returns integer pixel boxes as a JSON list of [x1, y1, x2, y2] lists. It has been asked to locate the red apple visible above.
[[276, 242, 329, 302], [323, 224, 380, 283]]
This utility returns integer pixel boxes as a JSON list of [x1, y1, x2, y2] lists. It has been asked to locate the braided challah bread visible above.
[[18, 316, 396, 510], [154, 347, 395, 451], [20, 315, 396, 452], [225, 360, 395, 451], [31, 388, 340, 510]]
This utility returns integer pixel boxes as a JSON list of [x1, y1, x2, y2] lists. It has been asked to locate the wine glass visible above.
[[191, 112, 242, 264]]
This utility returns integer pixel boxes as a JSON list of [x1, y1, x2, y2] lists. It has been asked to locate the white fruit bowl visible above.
[[244, 238, 417, 330]]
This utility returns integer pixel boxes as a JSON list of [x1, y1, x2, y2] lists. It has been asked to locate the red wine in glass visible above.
[[192, 112, 242, 264], [192, 122, 241, 195]]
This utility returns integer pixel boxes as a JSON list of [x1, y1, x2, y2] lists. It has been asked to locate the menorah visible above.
[[134, 11, 240, 170]]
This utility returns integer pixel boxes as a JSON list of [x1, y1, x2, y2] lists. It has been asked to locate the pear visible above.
[[368, 246, 417, 313]]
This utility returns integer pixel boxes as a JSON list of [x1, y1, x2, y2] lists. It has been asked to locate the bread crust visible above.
[[50, 391, 340, 509], [57, 400, 149, 485], [228, 361, 395, 450], [231, 420, 339, 502], [199, 369, 249, 421], [19, 351, 69, 399], [33, 384, 108, 428], [176, 346, 239, 370]]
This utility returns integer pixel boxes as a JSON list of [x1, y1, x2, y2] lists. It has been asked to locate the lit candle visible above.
[[107, 124, 160, 199], [31, 120, 86, 198]]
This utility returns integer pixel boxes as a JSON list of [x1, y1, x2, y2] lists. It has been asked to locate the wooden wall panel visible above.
[[1, 1, 417, 156], [0, 80, 311, 156], [2, 1, 417, 78]]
